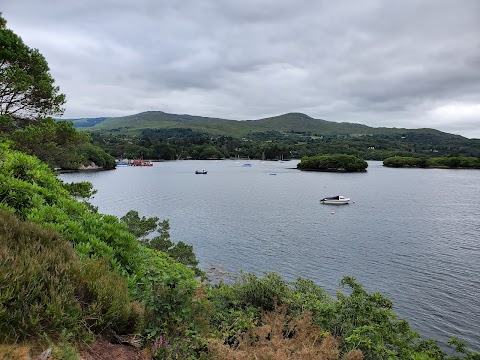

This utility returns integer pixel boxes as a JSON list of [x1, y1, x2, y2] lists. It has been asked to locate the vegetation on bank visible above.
[[0, 145, 202, 356], [297, 154, 368, 172], [383, 156, 480, 169]]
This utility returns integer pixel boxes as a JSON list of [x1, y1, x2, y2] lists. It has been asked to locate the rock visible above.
[[38, 347, 52, 360]]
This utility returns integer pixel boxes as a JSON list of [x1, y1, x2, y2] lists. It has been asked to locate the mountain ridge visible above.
[[66, 111, 466, 139]]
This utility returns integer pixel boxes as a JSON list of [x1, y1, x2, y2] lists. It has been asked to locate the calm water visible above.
[[61, 160, 480, 351]]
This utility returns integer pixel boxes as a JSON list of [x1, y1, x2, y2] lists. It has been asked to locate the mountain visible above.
[[68, 111, 480, 160], [67, 111, 465, 139]]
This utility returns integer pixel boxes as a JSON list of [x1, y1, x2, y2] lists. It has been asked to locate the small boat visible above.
[[132, 159, 153, 166], [195, 169, 207, 174], [320, 196, 350, 205], [116, 158, 129, 167], [242, 163, 252, 167]]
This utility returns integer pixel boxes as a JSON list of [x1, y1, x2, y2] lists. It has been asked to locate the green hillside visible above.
[[68, 111, 463, 139]]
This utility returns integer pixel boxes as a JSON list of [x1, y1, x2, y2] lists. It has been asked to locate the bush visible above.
[[0, 211, 139, 342], [207, 273, 336, 342], [0, 146, 141, 276], [136, 248, 201, 336], [208, 304, 363, 360]]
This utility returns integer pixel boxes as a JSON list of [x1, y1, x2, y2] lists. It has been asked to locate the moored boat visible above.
[[195, 169, 207, 174], [132, 159, 153, 166], [320, 196, 350, 204]]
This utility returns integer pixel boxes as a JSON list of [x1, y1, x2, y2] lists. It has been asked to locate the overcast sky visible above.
[[3, 0, 480, 138]]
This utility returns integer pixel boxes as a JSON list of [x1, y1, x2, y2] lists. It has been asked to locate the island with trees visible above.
[[383, 156, 480, 169], [297, 154, 368, 172]]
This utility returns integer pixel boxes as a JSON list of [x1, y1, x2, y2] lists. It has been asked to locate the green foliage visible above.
[[120, 209, 158, 238], [9, 118, 115, 169], [333, 276, 422, 359], [136, 247, 201, 335], [383, 156, 480, 169], [0, 145, 207, 355], [0, 14, 65, 122], [89, 122, 480, 163], [0, 211, 138, 342], [135, 248, 209, 359], [77, 142, 116, 168], [61, 181, 97, 199], [207, 272, 335, 342], [121, 210, 203, 276], [297, 154, 368, 172], [383, 156, 425, 168], [207, 273, 479, 359], [0, 145, 141, 274]]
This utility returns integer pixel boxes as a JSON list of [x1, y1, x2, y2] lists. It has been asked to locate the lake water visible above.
[[60, 160, 480, 351]]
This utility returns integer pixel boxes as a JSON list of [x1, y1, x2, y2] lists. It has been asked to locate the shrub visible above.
[[207, 273, 336, 343], [208, 303, 362, 360], [136, 247, 200, 337], [0, 211, 138, 342], [0, 146, 141, 276]]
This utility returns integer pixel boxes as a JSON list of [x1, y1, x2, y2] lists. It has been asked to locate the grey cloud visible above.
[[2, 0, 480, 137]]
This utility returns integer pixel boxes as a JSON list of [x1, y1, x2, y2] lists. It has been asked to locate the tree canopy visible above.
[[0, 14, 65, 128], [297, 154, 368, 172]]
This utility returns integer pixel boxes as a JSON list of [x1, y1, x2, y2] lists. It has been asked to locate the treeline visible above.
[[91, 129, 293, 160], [383, 156, 480, 169], [90, 128, 480, 162]]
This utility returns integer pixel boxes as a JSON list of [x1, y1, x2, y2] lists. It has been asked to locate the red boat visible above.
[[132, 159, 153, 166]]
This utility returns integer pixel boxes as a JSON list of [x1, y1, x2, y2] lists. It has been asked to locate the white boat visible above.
[[320, 196, 350, 205]]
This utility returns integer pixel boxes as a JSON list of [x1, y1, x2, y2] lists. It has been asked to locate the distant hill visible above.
[[66, 111, 465, 139]]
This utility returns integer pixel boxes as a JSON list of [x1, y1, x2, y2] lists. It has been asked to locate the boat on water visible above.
[[242, 163, 252, 167], [115, 158, 129, 167], [195, 169, 208, 174], [132, 159, 153, 166], [320, 196, 350, 205]]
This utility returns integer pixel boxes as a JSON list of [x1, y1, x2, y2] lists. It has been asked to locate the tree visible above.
[[10, 118, 116, 169], [120, 210, 203, 276], [0, 14, 65, 128]]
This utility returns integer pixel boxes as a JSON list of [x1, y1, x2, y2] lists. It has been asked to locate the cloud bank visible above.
[[3, 0, 480, 137]]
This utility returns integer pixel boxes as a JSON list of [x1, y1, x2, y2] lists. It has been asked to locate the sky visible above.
[[3, 0, 480, 138]]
